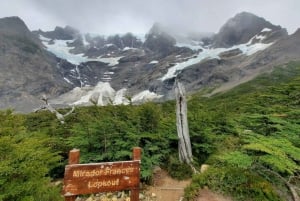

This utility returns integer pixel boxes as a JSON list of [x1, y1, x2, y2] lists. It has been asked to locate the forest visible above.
[[0, 61, 299, 201]]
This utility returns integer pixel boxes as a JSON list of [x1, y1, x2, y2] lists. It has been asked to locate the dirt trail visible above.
[[145, 169, 232, 201], [145, 169, 189, 201]]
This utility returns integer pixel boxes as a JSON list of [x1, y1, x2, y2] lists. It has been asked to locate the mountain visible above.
[[0, 12, 299, 112], [213, 12, 287, 47], [143, 23, 176, 55], [0, 17, 72, 112]]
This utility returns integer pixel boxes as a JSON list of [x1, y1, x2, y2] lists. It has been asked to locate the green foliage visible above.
[[0, 110, 62, 201], [185, 167, 282, 201], [242, 134, 300, 175], [217, 151, 253, 168], [185, 61, 300, 201], [164, 155, 193, 180], [138, 103, 161, 133], [19, 61, 300, 200]]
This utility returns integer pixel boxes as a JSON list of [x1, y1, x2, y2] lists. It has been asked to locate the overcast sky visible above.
[[0, 0, 299, 35]]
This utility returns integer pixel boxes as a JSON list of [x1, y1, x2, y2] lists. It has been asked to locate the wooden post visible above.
[[131, 147, 141, 201], [65, 149, 80, 201]]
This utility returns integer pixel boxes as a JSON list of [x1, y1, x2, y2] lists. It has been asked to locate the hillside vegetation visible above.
[[0, 61, 299, 201]]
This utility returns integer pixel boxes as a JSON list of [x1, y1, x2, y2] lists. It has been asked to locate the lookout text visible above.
[[62, 147, 141, 201]]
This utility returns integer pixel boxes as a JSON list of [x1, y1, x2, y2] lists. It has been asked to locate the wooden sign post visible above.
[[63, 147, 141, 201]]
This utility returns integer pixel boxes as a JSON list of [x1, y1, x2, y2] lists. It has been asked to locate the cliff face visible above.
[[0, 17, 71, 112], [213, 12, 287, 47]]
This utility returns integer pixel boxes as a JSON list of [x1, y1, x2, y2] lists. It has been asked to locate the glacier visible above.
[[39, 35, 122, 66], [160, 29, 274, 81]]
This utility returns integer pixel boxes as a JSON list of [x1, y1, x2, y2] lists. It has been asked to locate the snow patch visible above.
[[82, 34, 90, 46], [73, 82, 116, 106], [132, 90, 163, 103], [149, 60, 159, 64], [39, 35, 122, 66], [113, 88, 129, 105], [64, 77, 74, 85], [97, 56, 123, 66], [175, 41, 203, 50], [39, 35, 51, 42], [122, 47, 139, 51], [160, 39, 273, 81], [160, 48, 226, 81], [104, 43, 115, 47], [53, 82, 163, 107], [261, 28, 272, 32], [238, 42, 273, 56]]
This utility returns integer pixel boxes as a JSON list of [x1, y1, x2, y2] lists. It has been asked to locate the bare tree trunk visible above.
[[175, 81, 192, 164]]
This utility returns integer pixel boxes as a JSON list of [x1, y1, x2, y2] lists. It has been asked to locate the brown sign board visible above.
[[63, 160, 140, 196]]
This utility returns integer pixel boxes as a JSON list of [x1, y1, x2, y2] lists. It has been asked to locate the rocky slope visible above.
[[213, 12, 287, 47], [0, 17, 72, 112], [0, 12, 299, 112]]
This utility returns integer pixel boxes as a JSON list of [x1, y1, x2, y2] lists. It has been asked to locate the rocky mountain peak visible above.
[[292, 28, 300, 37], [0, 13, 299, 112], [0, 16, 32, 36], [213, 12, 286, 47], [0, 16, 72, 112], [37, 25, 80, 40], [147, 22, 166, 35], [144, 23, 176, 55]]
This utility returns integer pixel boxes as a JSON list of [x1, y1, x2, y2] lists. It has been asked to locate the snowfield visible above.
[[160, 29, 274, 81], [39, 35, 122, 66]]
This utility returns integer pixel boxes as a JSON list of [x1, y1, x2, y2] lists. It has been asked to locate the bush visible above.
[[184, 167, 283, 201], [164, 155, 193, 180], [0, 110, 62, 201]]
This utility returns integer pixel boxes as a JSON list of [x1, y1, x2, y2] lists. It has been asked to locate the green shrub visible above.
[[164, 155, 193, 180], [0, 110, 62, 201], [184, 167, 282, 201]]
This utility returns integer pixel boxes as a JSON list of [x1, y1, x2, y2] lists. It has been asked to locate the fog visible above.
[[0, 0, 299, 35]]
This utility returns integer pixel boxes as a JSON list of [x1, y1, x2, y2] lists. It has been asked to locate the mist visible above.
[[0, 0, 299, 35]]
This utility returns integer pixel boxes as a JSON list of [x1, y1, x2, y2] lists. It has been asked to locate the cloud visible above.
[[0, 0, 299, 35]]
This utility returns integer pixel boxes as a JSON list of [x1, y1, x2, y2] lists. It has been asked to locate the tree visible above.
[[0, 110, 62, 201]]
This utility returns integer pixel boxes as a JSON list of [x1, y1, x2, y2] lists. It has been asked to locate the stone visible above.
[[200, 164, 210, 173], [85, 197, 94, 201]]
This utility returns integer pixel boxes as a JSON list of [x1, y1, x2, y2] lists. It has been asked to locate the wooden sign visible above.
[[63, 161, 140, 195], [63, 147, 141, 201]]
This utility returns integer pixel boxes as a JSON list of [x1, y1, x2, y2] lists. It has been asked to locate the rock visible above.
[[219, 48, 242, 58], [85, 197, 94, 201], [0, 17, 72, 112], [37, 25, 79, 40], [153, 166, 162, 174], [144, 23, 176, 55], [213, 12, 286, 47], [200, 164, 210, 173], [139, 193, 145, 200], [117, 191, 124, 198], [53, 180, 62, 186]]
